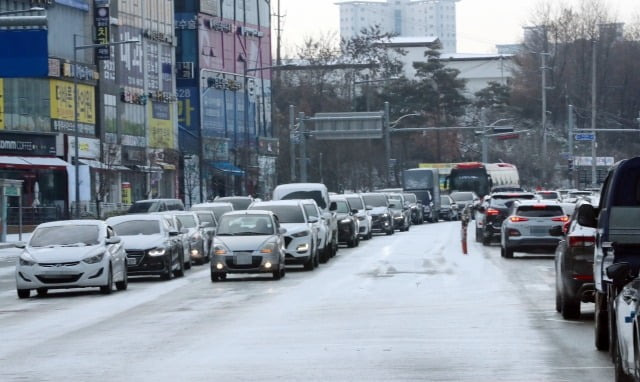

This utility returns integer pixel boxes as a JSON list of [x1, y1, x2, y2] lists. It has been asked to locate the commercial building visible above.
[[175, 0, 274, 205], [337, 0, 459, 53]]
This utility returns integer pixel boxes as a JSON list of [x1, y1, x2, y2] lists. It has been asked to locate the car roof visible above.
[[133, 198, 183, 203], [192, 202, 234, 208], [274, 183, 328, 190], [514, 200, 562, 207], [36, 219, 105, 228], [222, 210, 275, 217], [107, 214, 164, 223], [252, 200, 303, 207]]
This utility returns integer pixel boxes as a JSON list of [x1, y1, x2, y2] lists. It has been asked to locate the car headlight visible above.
[[382, 213, 390, 219], [296, 243, 309, 252], [82, 252, 105, 264], [340, 218, 352, 224], [291, 230, 309, 238], [19, 253, 36, 266], [148, 248, 166, 257], [259, 242, 276, 254], [213, 243, 230, 256]]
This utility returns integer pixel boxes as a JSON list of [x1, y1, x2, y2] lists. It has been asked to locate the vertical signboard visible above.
[[148, 101, 174, 149], [94, 2, 111, 60], [49, 80, 96, 135], [0, 79, 4, 130]]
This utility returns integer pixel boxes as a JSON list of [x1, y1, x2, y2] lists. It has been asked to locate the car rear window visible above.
[[450, 192, 474, 202], [113, 220, 161, 235], [362, 194, 387, 207], [491, 194, 535, 207], [251, 205, 305, 223], [279, 191, 326, 209], [345, 197, 364, 210], [516, 205, 564, 217]]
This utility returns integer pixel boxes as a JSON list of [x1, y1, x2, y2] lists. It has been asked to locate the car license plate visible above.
[[235, 254, 252, 265], [127, 258, 137, 265], [530, 226, 548, 236]]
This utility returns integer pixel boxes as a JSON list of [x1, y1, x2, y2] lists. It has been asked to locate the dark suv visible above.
[[476, 192, 536, 245], [578, 157, 640, 352]]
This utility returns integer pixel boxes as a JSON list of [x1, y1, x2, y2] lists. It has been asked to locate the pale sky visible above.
[[275, 0, 639, 55]]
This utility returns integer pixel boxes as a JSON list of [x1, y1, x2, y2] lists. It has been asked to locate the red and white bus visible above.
[[447, 162, 520, 197]]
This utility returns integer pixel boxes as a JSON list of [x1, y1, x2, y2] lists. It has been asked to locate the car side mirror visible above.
[[308, 216, 319, 223], [606, 262, 636, 285], [278, 227, 287, 235], [14, 242, 26, 249], [105, 237, 121, 245], [351, 209, 359, 214], [169, 230, 180, 236], [577, 204, 597, 228], [548, 225, 564, 237]]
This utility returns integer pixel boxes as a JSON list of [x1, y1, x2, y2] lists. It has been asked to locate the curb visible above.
[[0, 243, 16, 249]]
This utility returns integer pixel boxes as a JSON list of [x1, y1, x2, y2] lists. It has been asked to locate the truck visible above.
[[402, 168, 440, 222]]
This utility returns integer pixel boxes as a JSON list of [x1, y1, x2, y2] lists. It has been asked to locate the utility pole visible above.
[[384, 102, 391, 186], [540, 52, 550, 184], [481, 109, 488, 163], [298, 112, 307, 182], [289, 105, 296, 182], [568, 104, 575, 189], [591, 41, 598, 188], [274, 0, 283, 67]]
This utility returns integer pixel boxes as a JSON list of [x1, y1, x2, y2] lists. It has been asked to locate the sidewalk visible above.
[[0, 232, 32, 249]]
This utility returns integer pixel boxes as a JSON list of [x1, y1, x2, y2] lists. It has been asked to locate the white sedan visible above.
[[15, 220, 127, 298]]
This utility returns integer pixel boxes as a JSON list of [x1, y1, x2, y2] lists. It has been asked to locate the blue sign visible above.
[[0, 30, 48, 78], [575, 133, 595, 141]]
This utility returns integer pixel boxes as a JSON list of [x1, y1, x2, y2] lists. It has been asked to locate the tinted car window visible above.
[[196, 212, 216, 226], [516, 205, 564, 217], [345, 197, 364, 210], [335, 201, 350, 213], [30, 225, 100, 247], [537, 192, 559, 200], [128, 201, 155, 213], [403, 194, 417, 203], [279, 190, 326, 209], [303, 204, 319, 218], [176, 215, 197, 228], [450, 192, 474, 202], [362, 194, 387, 207], [254, 205, 305, 223], [113, 220, 161, 235]]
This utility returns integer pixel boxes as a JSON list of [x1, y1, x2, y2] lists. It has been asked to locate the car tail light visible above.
[[551, 216, 569, 222], [562, 221, 571, 234], [569, 236, 596, 248], [509, 216, 529, 223], [572, 274, 594, 281], [486, 208, 500, 216]]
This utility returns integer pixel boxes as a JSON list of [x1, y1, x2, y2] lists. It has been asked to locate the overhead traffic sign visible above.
[[575, 133, 595, 141]]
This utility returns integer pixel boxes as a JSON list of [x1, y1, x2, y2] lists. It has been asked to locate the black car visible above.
[[475, 192, 536, 245], [361, 193, 394, 235], [403, 192, 424, 225], [330, 196, 359, 248]]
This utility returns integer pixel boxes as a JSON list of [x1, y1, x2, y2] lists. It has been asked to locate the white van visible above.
[[272, 183, 338, 261]]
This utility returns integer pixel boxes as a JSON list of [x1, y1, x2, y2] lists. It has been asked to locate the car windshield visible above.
[[450, 192, 474, 202], [279, 190, 326, 209], [196, 213, 216, 226], [112, 220, 161, 235], [516, 205, 565, 217], [441, 196, 451, 204], [217, 215, 274, 235], [362, 194, 387, 207], [345, 197, 364, 210], [30, 225, 100, 247], [403, 194, 417, 203], [252, 205, 305, 223], [176, 215, 197, 228], [334, 200, 350, 213], [128, 201, 154, 213]]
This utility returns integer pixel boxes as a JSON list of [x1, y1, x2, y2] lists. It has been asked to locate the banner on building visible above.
[[50, 80, 95, 124], [94, 3, 110, 60], [148, 102, 174, 148]]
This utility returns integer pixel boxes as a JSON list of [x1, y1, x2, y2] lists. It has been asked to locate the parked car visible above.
[[249, 200, 320, 270], [536, 190, 561, 202], [403, 192, 424, 225], [500, 200, 567, 258], [387, 193, 411, 232], [552, 199, 598, 319], [150, 212, 194, 268], [344, 193, 373, 240], [211, 210, 286, 281], [15, 220, 127, 298], [272, 183, 338, 260], [439, 195, 459, 221], [608, 262, 640, 381], [577, 157, 640, 352], [214, 196, 254, 211], [191, 202, 234, 222], [127, 198, 185, 214], [361, 192, 394, 235], [476, 192, 536, 245], [299, 199, 332, 263], [330, 196, 359, 248], [107, 214, 187, 280]]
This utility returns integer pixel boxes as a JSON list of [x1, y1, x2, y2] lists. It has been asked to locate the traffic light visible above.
[[568, 158, 574, 173]]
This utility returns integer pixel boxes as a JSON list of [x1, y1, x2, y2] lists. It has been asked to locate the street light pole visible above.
[[72, 36, 139, 218]]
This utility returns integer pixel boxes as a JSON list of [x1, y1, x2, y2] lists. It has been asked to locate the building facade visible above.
[[338, 0, 459, 53], [175, 0, 274, 205]]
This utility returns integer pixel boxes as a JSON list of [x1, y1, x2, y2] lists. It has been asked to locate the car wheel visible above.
[[303, 255, 315, 271], [614, 333, 634, 382], [115, 268, 128, 291], [555, 285, 562, 313], [348, 235, 357, 248], [482, 232, 491, 246], [100, 266, 114, 294], [475, 227, 483, 243], [174, 254, 185, 278], [36, 288, 48, 297], [17, 289, 30, 299], [162, 260, 174, 281], [504, 247, 514, 259], [595, 291, 610, 351], [561, 293, 580, 320], [210, 272, 221, 282], [272, 269, 282, 280], [367, 230, 373, 240]]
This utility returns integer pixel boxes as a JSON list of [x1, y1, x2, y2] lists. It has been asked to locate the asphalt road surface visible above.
[[0, 221, 612, 381]]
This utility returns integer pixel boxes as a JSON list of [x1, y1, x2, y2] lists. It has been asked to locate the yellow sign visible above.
[[0, 79, 4, 130], [50, 80, 95, 124], [121, 182, 132, 204], [148, 101, 175, 149]]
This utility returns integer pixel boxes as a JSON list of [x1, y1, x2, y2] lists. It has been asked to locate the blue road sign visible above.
[[575, 133, 595, 141]]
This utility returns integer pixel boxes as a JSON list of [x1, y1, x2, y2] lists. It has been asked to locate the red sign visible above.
[[497, 134, 519, 141]]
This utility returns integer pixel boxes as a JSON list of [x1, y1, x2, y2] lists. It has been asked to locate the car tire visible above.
[[614, 333, 634, 382], [476, 227, 483, 243], [162, 260, 174, 281], [555, 286, 562, 313], [320, 246, 330, 264], [174, 254, 185, 278], [482, 232, 491, 246], [100, 266, 113, 294], [595, 291, 610, 351], [36, 288, 48, 297], [210, 272, 220, 282], [561, 294, 580, 320], [303, 255, 315, 271], [185, 258, 192, 270], [17, 289, 30, 299], [348, 235, 357, 248], [504, 247, 514, 259], [115, 268, 128, 291], [367, 230, 373, 240]]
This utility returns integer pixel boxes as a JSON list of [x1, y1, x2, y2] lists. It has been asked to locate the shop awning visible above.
[[0, 156, 68, 169], [78, 159, 129, 171], [211, 161, 245, 176], [156, 162, 176, 170]]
